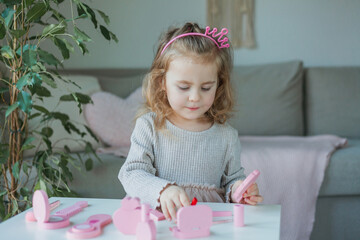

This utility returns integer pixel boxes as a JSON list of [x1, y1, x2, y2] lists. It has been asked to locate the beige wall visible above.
[[45, 0, 360, 69]]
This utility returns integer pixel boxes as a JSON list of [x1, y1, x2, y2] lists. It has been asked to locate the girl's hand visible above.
[[160, 185, 190, 221], [231, 180, 263, 205]]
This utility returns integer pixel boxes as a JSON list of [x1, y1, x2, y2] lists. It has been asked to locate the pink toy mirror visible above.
[[32, 190, 50, 222]]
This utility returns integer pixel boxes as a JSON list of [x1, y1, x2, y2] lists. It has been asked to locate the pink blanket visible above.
[[239, 135, 347, 240]]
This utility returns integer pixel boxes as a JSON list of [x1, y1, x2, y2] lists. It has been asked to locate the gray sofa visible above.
[[61, 60, 360, 240], [2, 61, 358, 239]]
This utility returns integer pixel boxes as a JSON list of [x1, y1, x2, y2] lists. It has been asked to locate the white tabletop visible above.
[[0, 197, 281, 240]]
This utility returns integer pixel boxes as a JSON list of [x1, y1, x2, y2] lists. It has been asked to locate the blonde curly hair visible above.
[[137, 22, 234, 130]]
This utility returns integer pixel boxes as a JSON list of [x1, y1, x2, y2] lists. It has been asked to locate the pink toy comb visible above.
[[66, 214, 112, 239], [233, 169, 260, 203], [160, 26, 230, 55]]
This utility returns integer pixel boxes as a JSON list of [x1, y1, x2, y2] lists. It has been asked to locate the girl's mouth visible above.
[[187, 107, 199, 111]]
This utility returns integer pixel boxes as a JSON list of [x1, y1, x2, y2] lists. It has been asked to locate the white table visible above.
[[0, 197, 281, 240]]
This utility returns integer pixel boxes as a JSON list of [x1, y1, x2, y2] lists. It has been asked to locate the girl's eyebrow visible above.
[[177, 80, 216, 84]]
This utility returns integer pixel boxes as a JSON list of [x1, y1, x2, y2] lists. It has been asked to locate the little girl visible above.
[[119, 22, 263, 221]]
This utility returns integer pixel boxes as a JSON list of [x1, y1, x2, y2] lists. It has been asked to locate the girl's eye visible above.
[[202, 87, 211, 91], [178, 86, 189, 90]]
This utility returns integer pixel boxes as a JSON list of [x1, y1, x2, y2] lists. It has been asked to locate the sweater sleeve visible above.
[[221, 131, 246, 202], [118, 116, 174, 209]]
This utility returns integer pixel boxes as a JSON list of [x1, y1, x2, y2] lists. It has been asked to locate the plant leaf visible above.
[[38, 49, 60, 66], [0, 23, 6, 39], [53, 37, 70, 59], [16, 44, 37, 56], [26, 2, 47, 22], [33, 85, 51, 97], [1, 45, 14, 59], [11, 199, 18, 215], [41, 127, 53, 138], [12, 161, 20, 180], [97, 10, 110, 25], [9, 29, 27, 38], [74, 26, 91, 42], [5, 102, 19, 117], [99, 25, 110, 41], [16, 73, 31, 90], [17, 91, 33, 114], [42, 23, 65, 36], [23, 49, 37, 66], [21, 136, 36, 151], [109, 30, 118, 43], [60, 92, 92, 104], [33, 105, 49, 114], [85, 158, 93, 171], [40, 73, 57, 88], [2, 7, 16, 27]]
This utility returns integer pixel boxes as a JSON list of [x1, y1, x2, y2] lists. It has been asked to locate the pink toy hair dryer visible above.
[[233, 170, 260, 203], [32, 190, 88, 229]]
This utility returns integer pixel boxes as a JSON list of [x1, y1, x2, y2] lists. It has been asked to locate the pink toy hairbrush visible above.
[[66, 214, 112, 239], [233, 169, 260, 203], [170, 205, 212, 239], [26, 200, 60, 222], [32, 190, 88, 229]]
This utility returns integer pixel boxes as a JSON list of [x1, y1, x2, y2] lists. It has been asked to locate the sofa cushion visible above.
[[229, 61, 304, 135], [319, 139, 360, 196], [305, 67, 360, 138], [84, 88, 143, 148]]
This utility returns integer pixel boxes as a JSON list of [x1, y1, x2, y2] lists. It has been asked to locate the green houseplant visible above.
[[0, 0, 118, 221]]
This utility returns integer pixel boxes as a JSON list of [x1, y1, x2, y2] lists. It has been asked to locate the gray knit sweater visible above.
[[118, 112, 246, 209]]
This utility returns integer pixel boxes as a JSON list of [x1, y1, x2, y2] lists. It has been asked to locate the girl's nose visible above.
[[189, 90, 200, 102]]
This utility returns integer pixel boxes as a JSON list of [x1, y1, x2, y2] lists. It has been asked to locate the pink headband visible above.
[[160, 26, 230, 55]]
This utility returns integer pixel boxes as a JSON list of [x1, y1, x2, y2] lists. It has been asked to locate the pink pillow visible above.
[[84, 88, 143, 148]]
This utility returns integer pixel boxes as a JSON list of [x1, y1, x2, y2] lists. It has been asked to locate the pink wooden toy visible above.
[[136, 204, 156, 240], [170, 205, 212, 239], [32, 190, 88, 229], [66, 214, 112, 239], [26, 200, 60, 222], [112, 197, 141, 235], [234, 204, 244, 227], [149, 209, 165, 221], [233, 169, 260, 203]]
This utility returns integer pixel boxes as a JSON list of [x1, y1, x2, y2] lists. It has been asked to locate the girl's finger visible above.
[[173, 197, 183, 210], [246, 183, 258, 193], [244, 189, 259, 197], [168, 201, 177, 221], [161, 202, 171, 221], [244, 197, 257, 205], [179, 193, 190, 207], [250, 195, 263, 203]]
